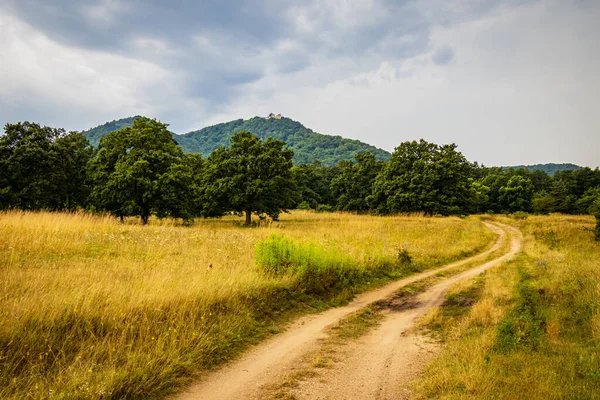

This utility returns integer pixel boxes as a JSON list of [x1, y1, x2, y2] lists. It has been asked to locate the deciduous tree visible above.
[[88, 117, 190, 224], [369, 139, 473, 215], [202, 131, 296, 224], [0, 122, 92, 210], [498, 175, 534, 213], [331, 152, 383, 212]]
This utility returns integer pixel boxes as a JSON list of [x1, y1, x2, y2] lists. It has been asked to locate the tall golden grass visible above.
[[0, 210, 493, 399], [415, 214, 600, 399]]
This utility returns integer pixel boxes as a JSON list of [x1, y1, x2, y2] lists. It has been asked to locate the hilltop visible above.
[[82, 115, 391, 165]]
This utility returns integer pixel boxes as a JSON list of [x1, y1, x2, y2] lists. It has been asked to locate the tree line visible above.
[[1, 118, 599, 238]]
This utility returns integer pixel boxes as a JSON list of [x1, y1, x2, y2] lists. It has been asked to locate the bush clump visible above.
[[316, 204, 333, 213], [256, 234, 387, 295]]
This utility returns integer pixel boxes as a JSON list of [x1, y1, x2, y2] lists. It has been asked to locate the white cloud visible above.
[[1, 0, 597, 168], [130, 37, 173, 54], [210, 0, 600, 167], [0, 12, 206, 132], [286, 0, 390, 33], [79, 0, 128, 26]]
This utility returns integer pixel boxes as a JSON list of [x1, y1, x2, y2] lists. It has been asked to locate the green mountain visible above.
[[82, 114, 391, 165], [504, 163, 582, 176], [82, 116, 142, 147]]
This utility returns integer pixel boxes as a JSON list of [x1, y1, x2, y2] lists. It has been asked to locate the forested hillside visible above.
[[504, 163, 581, 176], [82, 115, 391, 165], [82, 116, 142, 147]]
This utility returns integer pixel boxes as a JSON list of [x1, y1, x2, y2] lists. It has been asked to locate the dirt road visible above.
[[173, 222, 521, 400]]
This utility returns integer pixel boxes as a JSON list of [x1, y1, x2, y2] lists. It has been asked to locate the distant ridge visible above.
[[82, 115, 391, 165], [503, 163, 582, 176]]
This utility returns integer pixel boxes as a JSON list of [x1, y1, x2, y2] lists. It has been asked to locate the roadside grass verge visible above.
[[0, 210, 494, 399], [415, 214, 600, 399], [258, 222, 513, 400]]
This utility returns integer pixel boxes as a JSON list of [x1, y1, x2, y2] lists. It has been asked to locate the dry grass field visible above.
[[415, 214, 600, 399], [0, 210, 494, 399]]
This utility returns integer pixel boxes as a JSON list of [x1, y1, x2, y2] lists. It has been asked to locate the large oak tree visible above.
[[88, 117, 193, 224], [0, 122, 92, 210], [369, 139, 473, 215], [201, 131, 296, 225]]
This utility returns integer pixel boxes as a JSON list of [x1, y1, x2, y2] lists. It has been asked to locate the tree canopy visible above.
[[201, 130, 297, 224], [331, 152, 383, 212], [88, 117, 191, 224], [4, 117, 600, 242], [0, 122, 92, 210], [369, 140, 473, 215]]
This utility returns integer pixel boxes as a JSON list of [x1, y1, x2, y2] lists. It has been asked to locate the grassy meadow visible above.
[[416, 214, 600, 399], [0, 210, 494, 399]]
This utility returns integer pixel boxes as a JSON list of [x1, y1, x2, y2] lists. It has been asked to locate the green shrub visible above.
[[590, 198, 600, 241], [256, 234, 386, 295], [297, 201, 312, 210], [512, 211, 529, 220], [316, 204, 333, 213]]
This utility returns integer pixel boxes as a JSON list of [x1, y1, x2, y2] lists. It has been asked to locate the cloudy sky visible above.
[[0, 0, 598, 167]]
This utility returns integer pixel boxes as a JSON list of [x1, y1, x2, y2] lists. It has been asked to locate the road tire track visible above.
[[172, 222, 520, 400]]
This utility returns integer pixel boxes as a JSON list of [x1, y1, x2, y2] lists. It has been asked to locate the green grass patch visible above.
[[415, 215, 600, 399], [328, 306, 384, 340], [493, 267, 548, 352], [256, 234, 419, 296]]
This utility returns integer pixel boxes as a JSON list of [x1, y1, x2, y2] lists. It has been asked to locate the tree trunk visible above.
[[245, 209, 252, 226], [141, 211, 149, 225], [119, 215, 124, 224]]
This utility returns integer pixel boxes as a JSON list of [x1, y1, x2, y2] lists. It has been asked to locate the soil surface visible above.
[[173, 222, 521, 400]]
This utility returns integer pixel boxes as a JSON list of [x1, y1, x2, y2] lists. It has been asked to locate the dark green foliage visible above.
[[291, 161, 338, 208], [577, 187, 600, 215], [529, 169, 554, 193], [589, 197, 600, 241], [548, 179, 577, 213], [156, 153, 204, 222], [315, 204, 334, 213], [504, 163, 582, 176], [296, 201, 312, 210], [498, 175, 534, 213], [178, 116, 391, 165], [201, 131, 297, 224], [83, 115, 391, 166], [330, 152, 383, 212], [479, 167, 532, 213], [554, 167, 600, 197], [174, 119, 245, 153], [532, 191, 554, 215], [477, 165, 600, 215], [51, 133, 95, 209], [467, 180, 490, 214], [0, 122, 93, 210], [369, 140, 473, 215], [88, 117, 192, 224], [4, 116, 597, 220], [81, 116, 142, 147]]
